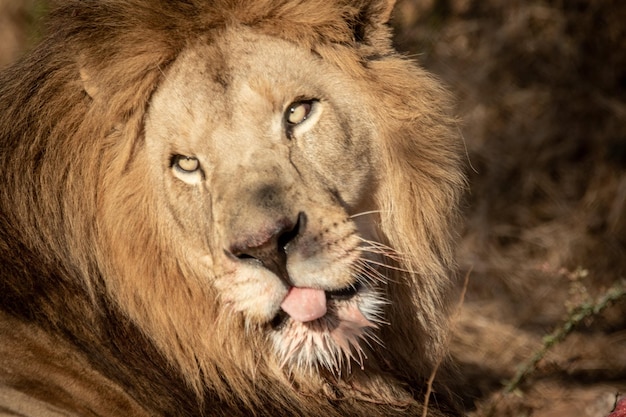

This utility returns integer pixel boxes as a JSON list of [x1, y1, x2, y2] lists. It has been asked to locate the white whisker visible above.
[[359, 257, 412, 274], [358, 248, 407, 266], [356, 236, 406, 255], [363, 330, 386, 349], [356, 237, 409, 266], [351, 262, 389, 286], [348, 210, 387, 219]]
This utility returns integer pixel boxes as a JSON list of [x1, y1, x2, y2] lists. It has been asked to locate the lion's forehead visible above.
[[145, 27, 375, 211], [154, 28, 351, 125]]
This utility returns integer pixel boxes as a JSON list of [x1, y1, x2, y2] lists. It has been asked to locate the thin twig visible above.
[[504, 280, 626, 393], [422, 268, 471, 417]]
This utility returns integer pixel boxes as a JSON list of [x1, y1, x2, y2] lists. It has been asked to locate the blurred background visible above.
[[392, 1, 626, 415], [1, 0, 624, 415]]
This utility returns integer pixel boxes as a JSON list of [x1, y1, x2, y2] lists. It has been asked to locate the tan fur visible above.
[[0, 1, 465, 416]]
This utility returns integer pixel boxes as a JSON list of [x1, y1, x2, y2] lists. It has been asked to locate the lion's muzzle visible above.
[[225, 209, 363, 323]]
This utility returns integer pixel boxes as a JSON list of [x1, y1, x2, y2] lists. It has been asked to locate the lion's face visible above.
[[140, 28, 385, 371]]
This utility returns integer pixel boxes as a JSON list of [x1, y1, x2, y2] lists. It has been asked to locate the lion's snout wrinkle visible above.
[[228, 212, 304, 282]]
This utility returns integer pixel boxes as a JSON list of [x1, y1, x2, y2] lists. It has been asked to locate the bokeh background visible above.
[[392, 1, 626, 415], [1, 0, 625, 415]]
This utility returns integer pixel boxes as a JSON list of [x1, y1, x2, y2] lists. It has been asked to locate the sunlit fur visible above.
[[0, 0, 465, 416]]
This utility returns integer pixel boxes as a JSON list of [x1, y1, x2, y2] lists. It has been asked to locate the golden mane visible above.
[[0, 1, 464, 415]]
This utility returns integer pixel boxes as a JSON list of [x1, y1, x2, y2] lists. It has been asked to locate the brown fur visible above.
[[0, 1, 465, 416]]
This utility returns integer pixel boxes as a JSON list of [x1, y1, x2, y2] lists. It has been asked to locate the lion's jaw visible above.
[[128, 29, 388, 376], [270, 289, 386, 373]]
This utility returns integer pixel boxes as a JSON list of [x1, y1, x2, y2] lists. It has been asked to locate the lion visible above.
[[0, 0, 465, 416]]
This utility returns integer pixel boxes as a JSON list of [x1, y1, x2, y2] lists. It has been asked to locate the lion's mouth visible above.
[[327, 281, 362, 300], [271, 281, 363, 330], [269, 281, 380, 373]]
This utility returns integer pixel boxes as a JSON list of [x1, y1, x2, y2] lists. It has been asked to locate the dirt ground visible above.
[[1, 0, 625, 416]]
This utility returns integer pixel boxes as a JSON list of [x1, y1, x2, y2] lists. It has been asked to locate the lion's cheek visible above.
[[212, 266, 287, 323]]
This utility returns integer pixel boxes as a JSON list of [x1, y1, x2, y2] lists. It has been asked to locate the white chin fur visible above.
[[271, 288, 386, 375]]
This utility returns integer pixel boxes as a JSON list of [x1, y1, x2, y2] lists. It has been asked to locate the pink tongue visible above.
[[280, 287, 327, 322]]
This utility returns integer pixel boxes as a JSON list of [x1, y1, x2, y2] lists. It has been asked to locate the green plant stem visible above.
[[505, 281, 626, 393]]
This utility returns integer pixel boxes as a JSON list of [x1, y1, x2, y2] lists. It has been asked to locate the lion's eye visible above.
[[172, 155, 200, 173], [286, 101, 313, 125]]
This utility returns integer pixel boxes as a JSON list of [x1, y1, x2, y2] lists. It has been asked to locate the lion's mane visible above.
[[0, 1, 464, 416]]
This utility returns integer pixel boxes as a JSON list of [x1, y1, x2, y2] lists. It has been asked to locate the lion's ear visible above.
[[79, 66, 99, 99], [78, 54, 100, 100], [350, 0, 396, 43]]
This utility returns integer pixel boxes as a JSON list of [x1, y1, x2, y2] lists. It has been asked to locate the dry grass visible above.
[[393, 0, 626, 415]]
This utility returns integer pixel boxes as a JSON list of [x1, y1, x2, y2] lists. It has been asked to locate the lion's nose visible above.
[[228, 212, 305, 281]]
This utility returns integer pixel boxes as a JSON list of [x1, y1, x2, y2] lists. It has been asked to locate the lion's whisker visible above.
[[363, 330, 386, 350], [356, 236, 405, 254], [358, 245, 406, 262], [356, 237, 410, 265], [359, 258, 412, 274], [348, 210, 387, 219], [351, 262, 388, 285]]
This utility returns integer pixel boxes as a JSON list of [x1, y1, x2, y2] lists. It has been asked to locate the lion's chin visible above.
[[270, 289, 384, 375]]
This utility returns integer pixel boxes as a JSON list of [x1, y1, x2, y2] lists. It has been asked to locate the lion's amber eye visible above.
[[286, 101, 313, 125], [172, 155, 200, 173]]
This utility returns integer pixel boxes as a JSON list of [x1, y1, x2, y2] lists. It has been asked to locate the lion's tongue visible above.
[[280, 287, 327, 323]]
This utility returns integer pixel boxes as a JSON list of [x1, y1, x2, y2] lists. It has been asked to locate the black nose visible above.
[[229, 212, 305, 281]]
